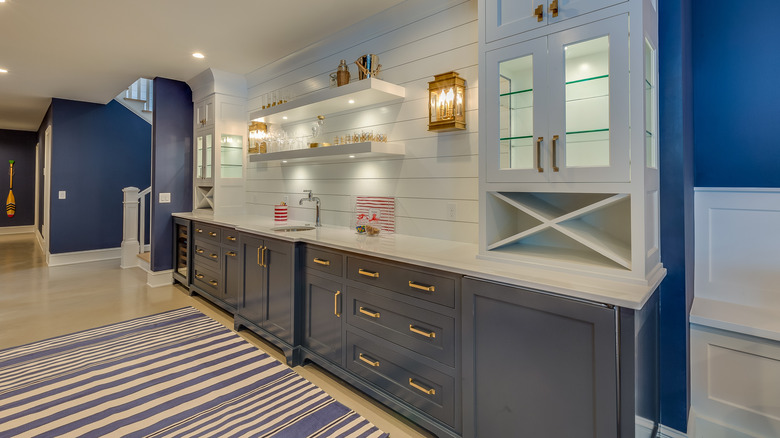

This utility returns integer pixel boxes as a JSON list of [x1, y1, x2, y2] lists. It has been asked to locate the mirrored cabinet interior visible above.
[[479, 0, 661, 285]]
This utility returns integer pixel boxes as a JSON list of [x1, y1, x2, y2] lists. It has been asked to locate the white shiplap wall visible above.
[[244, 0, 479, 243]]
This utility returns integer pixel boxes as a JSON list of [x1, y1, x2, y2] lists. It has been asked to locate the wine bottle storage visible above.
[[195, 185, 214, 210], [486, 191, 631, 270]]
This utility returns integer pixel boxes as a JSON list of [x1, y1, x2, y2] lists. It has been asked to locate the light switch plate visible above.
[[159, 193, 171, 203], [58, 191, 66, 200]]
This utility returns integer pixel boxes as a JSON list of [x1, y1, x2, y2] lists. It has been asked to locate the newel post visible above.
[[121, 186, 140, 268]]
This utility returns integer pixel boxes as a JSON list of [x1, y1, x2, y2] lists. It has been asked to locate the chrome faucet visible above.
[[299, 190, 322, 227]]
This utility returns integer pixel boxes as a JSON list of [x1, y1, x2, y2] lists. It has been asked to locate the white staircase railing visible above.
[[125, 78, 154, 112], [121, 186, 151, 269]]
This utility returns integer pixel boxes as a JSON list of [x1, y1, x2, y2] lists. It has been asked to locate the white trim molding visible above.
[[47, 247, 121, 267], [146, 269, 173, 288], [659, 424, 688, 438], [0, 225, 36, 235]]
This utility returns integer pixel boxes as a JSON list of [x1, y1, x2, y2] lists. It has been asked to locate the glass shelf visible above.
[[249, 141, 405, 164]]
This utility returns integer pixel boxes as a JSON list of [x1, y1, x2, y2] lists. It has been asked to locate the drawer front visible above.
[[193, 240, 221, 272], [346, 331, 455, 428], [192, 222, 221, 243], [303, 245, 344, 277], [347, 257, 457, 308], [222, 230, 239, 248], [193, 266, 221, 297], [347, 287, 455, 367]]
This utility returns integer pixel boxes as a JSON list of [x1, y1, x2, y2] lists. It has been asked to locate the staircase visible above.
[[115, 78, 153, 124]]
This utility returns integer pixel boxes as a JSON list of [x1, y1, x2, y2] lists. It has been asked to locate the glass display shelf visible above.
[[249, 141, 405, 164]]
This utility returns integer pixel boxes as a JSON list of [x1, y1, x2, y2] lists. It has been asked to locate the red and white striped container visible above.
[[274, 204, 288, 222]]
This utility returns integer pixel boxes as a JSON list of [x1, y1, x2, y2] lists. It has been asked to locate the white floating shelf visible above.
[[250, 78, 405, 125], [249, 142, 405, 164]]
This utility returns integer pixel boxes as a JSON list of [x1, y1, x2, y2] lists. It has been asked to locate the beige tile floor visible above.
[[0, 232, 432, 438]]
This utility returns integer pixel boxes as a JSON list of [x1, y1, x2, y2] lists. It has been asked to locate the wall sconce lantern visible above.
[[428, 71, 466, 132], [248, 121, 267, 154]]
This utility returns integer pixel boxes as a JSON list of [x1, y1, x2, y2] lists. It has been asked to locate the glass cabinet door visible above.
[[204, 133, 213, 180], [196, 135, 204, 179], [486, 37, 548, 183], [548, 15, 629, 182]]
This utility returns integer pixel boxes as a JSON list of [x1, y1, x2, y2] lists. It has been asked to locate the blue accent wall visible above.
[[49, 98, 151, 254], [692, 0, 780, 187], [659, 0, 695, 432], [0, 129, 37, 226], [150, 78, 193, 272]]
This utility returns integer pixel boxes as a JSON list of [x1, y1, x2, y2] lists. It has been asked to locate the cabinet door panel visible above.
[[303, 272, 343, 365], [548, 15, 629, 182], [462, 278, 618, 438], [223, 246, 239, 309], [484, 0, 548, 43], [239, 235, 265, 325], [263, 238, 294, 344]]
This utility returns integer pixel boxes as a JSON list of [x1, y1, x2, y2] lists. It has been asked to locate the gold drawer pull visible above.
[[409, 325, 436, 338], [209, 280, 218, 286], [226, 251, 237, 257], [209, 253, 218, 259], [313, 258, 331, 266], [195, 228, 203, 233], [208, 231, 218, 237], [195, 273, 204, 279], [196, 249, 204, 254], [409, 378, 435, 395], [226, 235, 237, 241], [359, 353, 379, 367], [334, 291, 341, 317], [409, 281, 435, 292], [359, 307, 381, 318], [359, 269, 379, 278], [534, 4, 543, 22]]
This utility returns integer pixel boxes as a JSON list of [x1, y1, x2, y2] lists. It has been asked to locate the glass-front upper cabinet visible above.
[[220, 134, 243, 179], [645, 38, 658, 170], [486, 15, 629, 183], [195, 130, 213, 184]]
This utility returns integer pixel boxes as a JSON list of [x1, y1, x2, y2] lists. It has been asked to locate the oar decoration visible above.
[[6, 160, 15, 218]]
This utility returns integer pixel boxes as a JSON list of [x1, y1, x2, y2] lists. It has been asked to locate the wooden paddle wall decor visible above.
[[6, 160, 14, 218]]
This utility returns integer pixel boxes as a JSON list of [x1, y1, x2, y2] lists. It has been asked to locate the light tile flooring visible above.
[[0, 232, 432, 438]]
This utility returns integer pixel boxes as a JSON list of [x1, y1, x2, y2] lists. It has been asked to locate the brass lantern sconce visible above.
[[248, 121, 268, 154], [428, 71, 466, 132]]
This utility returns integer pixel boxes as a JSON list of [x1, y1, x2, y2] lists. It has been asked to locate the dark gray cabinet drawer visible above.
[[347, 331, 456, 428], [346, 286, 455, 367], [192, 222, 221, 243], [303, 245, 344, 277], [347, 257, 457, 308], [193, 266, 220, 296], [193, 240, 220, 272], [222, 231, 239, 248]]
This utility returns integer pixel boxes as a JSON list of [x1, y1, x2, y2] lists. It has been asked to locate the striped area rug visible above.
[[0, 307, 388, 437]]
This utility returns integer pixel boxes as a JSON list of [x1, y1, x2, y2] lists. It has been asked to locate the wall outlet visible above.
[[58, 191, 66, 200], [446, 202, 457, 220], [159, 193, 171, 203]]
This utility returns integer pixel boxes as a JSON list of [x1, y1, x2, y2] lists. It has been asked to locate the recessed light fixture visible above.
[[282, 160, 288, 163], [282, 116, 288, 120], [0, 68, 7, 74], [192, 52, 205, 59], [348, 99, 355, 104], [349, 155, 356, 158]]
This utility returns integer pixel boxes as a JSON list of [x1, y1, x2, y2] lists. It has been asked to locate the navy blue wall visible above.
[[659, 0, 695, 432], [0, 130, 37, 226], [692, 0, 780, 188], [49, 99, 151, 254], [150, 78, 192, 272]]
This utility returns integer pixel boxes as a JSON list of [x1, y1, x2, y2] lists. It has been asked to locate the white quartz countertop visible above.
[[174, 212, 664, 309]]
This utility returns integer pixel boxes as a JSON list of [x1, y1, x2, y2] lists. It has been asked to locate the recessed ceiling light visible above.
[[0, 68, 7, 74], [348, 99, 355, 104], [349, 155, 356, 158], [192, 52, 205, 59], [282, 160, 288, 163], [282, 116, 288, 120]]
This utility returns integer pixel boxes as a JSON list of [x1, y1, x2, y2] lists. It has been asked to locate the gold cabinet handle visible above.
[[548, 0, 558, 17], [409, 281, 435, 292], [409, 325, 436, 339], [209, 253, 218, 259], [534, 4, 543, 22], [359, 353, 379, 367], [334, 290, 341, 317], [195, 273, 204, 279], [536, 137, 544, 172], [209, 280, 218, 286], [195, 228, 203, 233], [359, 307, 381, 318], [409, 378, 435, 395], [359, 269, 379, 278], [226, 235, 237, 241], [313, 258, 331, 266], [551, 134, 560, 172], [208, 231, 217, 237], [226, 251, 237, 257], [261, 247, 267, 267], [196, 248, 204, 254]]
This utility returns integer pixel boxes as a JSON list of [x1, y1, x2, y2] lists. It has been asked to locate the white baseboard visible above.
[[146, 269, 173, 288], [659, 424, 688, 438], [0, 225, 36, 235], [47, 247, 121, 267]]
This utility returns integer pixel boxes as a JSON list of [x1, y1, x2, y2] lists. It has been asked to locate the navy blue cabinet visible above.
[[189, 221, 239, 314]]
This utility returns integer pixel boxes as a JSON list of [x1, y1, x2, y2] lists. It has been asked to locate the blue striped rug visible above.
[[0, 307, 389, 437]]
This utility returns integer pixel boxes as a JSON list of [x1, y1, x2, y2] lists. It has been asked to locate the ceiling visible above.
[[0, 0, 406, 132]]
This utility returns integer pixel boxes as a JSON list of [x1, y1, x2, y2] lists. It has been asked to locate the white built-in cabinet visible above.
[[189, 69, 248, 213], [479, 0, 662, 285]]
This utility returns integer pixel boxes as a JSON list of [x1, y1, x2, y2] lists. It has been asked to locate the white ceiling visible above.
[[0, 0, 406, 132]]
